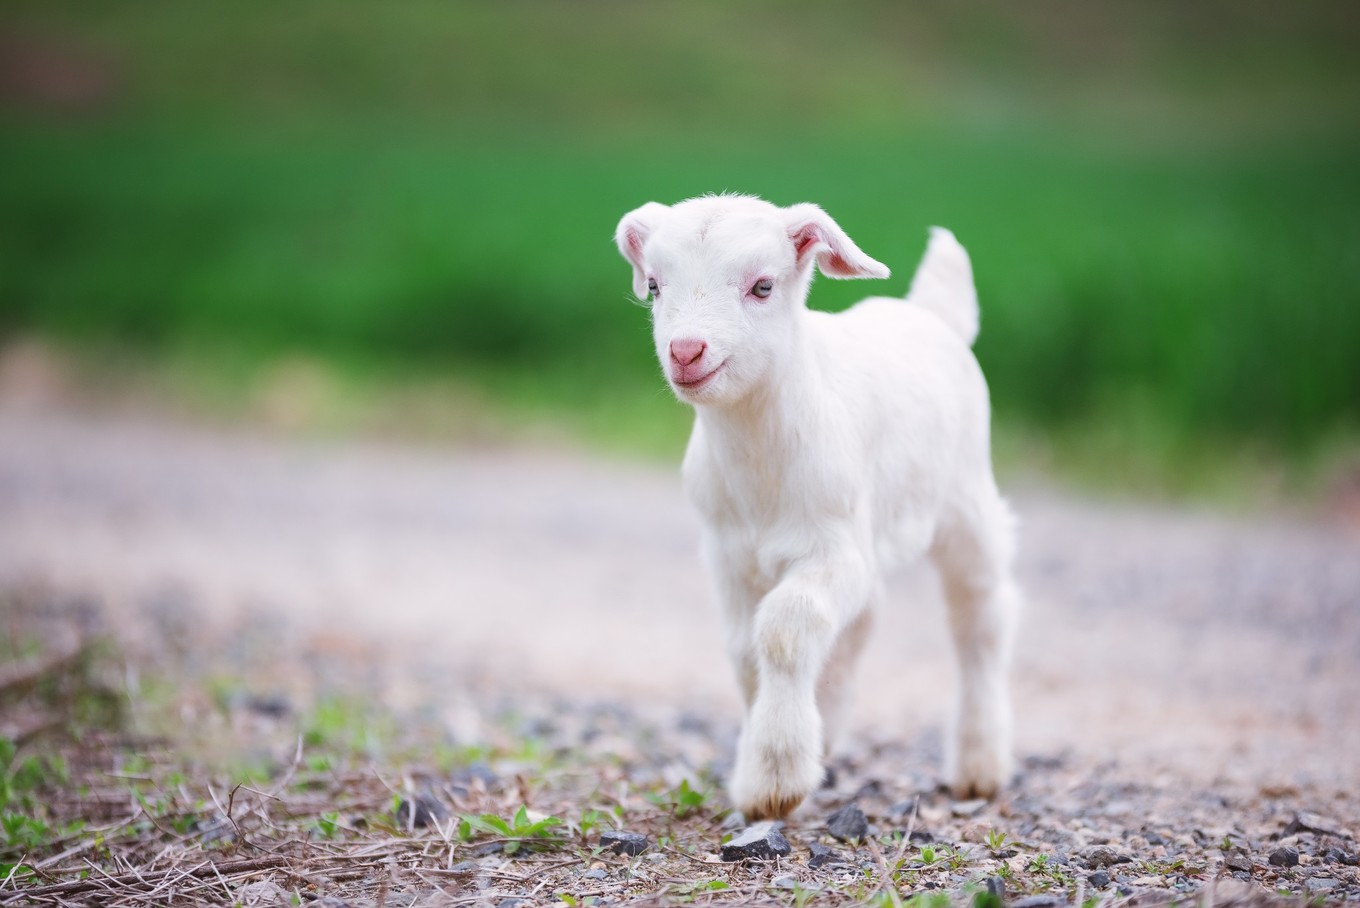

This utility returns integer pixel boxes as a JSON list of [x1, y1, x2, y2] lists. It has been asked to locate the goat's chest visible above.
[[685, 443, 858, 587]]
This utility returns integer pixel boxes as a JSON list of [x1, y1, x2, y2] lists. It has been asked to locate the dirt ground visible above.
[[1, 372, 1358, 905]]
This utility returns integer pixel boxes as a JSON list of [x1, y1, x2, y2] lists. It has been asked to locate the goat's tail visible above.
[[905, 227, 980, 346]]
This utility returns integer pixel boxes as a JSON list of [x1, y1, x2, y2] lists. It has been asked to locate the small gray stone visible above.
[[600, 830, 649, 856], [1284, 813, 1346, 839], [453, 762, 499, 788], [1088, 870, 1111, 889], [582, 868, 608, 880], [1080, 845, 1134, 868], [1224, 854, 1253, 873], [808, 841, 847, 869], [395, 794, 448, 829], [316, 899, 353, 908], [1013, 897, 1061, 908], [236, 881, 290, 906], [449, 861, 481, 874], [1324, 847, 1358, 865], [721, 822, 792, 862], [982, 876, 1005, 900], [773, 876, 798, 889], [1269, 846, 1300, 868], [951, 798, 988, 818], [827, 803, 868, 842], [1306, 878, 1340, 893]]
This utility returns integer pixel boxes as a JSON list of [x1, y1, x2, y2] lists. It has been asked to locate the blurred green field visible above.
[[2, 1, 1358, 497]]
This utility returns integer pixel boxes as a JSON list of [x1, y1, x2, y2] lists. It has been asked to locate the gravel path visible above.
[[2, 389, 1359, 903]]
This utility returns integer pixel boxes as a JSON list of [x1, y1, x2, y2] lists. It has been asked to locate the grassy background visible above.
[[2, 0, 1358, 496]]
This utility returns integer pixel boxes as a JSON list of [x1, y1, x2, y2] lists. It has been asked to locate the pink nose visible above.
[[669, 338, 707, 366]]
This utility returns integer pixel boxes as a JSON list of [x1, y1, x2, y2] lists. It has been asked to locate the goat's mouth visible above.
[[672, 360, 727, 393]]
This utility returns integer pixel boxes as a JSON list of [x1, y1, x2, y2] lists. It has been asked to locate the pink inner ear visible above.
[[791, 224, 823, 265], [625, 229, 645, 265], [822, 252, 856, 277]]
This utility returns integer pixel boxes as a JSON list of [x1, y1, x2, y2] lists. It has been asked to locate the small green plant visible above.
[[557, 894, 582, 907], [577, 808, 607, 840], [458, 805, 565, 855], [985, 828, 1009, 851], [972, 886, 1003, 908], [669, 878, 729, 902], [944, 844, 969, 871], [790, 881, 819, 908], [646, 779, 708, 819], [309, 811, 341, 839], [919, 843, 939, 865], [1, 814, 51, 852]]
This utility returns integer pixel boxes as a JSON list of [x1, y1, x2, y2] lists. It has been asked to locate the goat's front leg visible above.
[[729, 549, 870, 820]]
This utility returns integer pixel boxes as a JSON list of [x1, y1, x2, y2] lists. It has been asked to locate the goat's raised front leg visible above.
[[729, 547, 871, 820], [932, 488, 1021, 799]]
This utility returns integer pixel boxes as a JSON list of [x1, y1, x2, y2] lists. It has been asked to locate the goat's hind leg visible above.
[[931, 486, 1020, 799], [816, 606, 872, 763]]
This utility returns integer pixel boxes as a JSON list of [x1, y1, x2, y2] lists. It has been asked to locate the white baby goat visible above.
[[615, 194, 1020, 820]]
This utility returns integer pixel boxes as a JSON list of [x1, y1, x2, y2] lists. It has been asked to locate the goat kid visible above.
[[615, 194, 1020, 820]]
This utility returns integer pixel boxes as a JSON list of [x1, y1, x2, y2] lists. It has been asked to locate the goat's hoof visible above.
[[739, 792, 805, 822], [949, 778, 1001, 800], [946, 749, 1011, 800]]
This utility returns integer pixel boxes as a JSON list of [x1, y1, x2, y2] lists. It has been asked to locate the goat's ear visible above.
[[784, 203, 890, 280], [615, 202, 670, 299]]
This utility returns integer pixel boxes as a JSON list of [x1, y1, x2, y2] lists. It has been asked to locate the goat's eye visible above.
[[751, 279, 774, 299], [647, 278, 659, 298]]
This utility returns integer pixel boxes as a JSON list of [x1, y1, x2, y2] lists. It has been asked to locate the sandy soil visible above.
[[2, 386, 1358, 807]]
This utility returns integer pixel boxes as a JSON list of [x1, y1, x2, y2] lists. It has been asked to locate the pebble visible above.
[[600, 830, 649, 856], [314, 898, 352, 908], [1223, 854, 1253, 873], [1306, 878, 1340, 893], [236, 881, 291, 906], [1079, 845, 1134, 868], [394, 794, 447, 829], [1324, 848, 1358, 866], [1012, 896, 1061, 908], [808, 841, 846, 870], [1269, 846, 1300, 868], [951, 798, 988, 818], [449, 861, 481, 874], [827, 803, 868, 842], [721, 822, 792, 862], [1088, 870, 1111, 888], [582, 868, 608, 880], [453, 762, 499, 788], [982, 876, 1005, 900], [1284, 812, 1346, 838]]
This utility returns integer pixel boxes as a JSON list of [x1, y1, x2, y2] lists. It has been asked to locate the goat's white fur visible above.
[[615, 194, 1019, 819]]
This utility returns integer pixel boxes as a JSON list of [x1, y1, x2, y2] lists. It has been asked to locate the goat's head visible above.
[[615, 194, 889, 406]]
